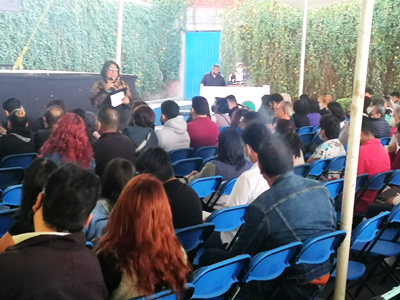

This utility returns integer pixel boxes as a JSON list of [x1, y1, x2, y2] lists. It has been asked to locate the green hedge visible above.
[[221, 0, 400, 99], [0, 0, 186, 96]]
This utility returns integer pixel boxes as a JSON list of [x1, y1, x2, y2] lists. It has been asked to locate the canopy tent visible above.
[[272, 1, 375, 300]]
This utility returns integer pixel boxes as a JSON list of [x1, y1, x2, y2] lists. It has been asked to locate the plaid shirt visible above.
[[90, 79, 132, 108]]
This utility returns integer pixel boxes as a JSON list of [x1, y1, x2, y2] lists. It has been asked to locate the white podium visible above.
[[200, 85, 270, 110]]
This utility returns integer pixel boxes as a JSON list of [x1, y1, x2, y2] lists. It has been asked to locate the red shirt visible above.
[[187, 117, 219, 149], [355, 139, 391, 214]]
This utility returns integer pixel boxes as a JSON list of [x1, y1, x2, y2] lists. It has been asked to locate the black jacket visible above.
[[371, 117, 391, 139], [0, 128, 35, 160]]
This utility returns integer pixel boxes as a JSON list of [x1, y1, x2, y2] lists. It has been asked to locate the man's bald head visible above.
[[96, 105, 119, 133], [44, 105, 65, 127]]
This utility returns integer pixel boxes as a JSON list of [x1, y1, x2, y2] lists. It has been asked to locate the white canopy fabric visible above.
[[273, 0, 352, 9]]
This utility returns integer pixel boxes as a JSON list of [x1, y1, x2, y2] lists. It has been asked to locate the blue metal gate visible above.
[[184, 31, 221, 100]]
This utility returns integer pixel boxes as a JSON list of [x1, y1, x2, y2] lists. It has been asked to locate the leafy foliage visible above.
[[0, 0, 186, 96], [221, 0, 400, 99]]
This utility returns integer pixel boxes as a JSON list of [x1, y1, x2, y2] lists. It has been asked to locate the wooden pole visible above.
[[298, 0, 308, 96], [333, 0, 375, 299]]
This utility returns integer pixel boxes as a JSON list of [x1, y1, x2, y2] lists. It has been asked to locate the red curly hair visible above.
[[97, 174, 191, 295], [38, 113, 94, 169]]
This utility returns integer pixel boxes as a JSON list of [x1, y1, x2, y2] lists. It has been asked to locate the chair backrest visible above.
[[169, 148, 195, 163], [295, 230, 346, 265], [0, 167, 24, 190], [1, 184, 22, 206], [206, 204, 248, 232], [294, 164, 310, 177], [351, 211, 390, 245], [189, 176, 223, 199], [220, 178, 237, 196], [356, 173, 369, 194], [241, 241, 303, 283], [386, 204, 400, 224], [298, 126, 314, 135], [326, 155, 346, 173], [175, 223, 215, 252], [380, 137, 391, 147], [193, 146, 217, 160], [389, 169, 400, 186], [324, 179, 344, 199], [299, 133, 315, 147], [312, 126, 319, 133], [130, 284, 195, 300], [307, 158, 331, 177], [201, 156, 217, 168], [219, 126, 231, 133], [172, 158, 203, 177], [0, 153, 37, 169], [364, 170, 393, 191], [0, 208, 18, 236], [189, 254, 251, 299]]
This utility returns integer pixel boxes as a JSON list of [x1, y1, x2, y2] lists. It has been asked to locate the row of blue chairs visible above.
[[169, 147, 217, 163], [297, 125, 319, 135], [294, 155, 346, 180], [0, 153, 37, 190]]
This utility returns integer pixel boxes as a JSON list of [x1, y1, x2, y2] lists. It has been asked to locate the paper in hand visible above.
[[110, 91, 125, 107]]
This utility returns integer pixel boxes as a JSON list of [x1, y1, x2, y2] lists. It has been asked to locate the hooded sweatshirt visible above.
[[155, 116, 190, 152]]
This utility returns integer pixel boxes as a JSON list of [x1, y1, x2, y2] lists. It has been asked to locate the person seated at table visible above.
[[211, 97, 231, 128], [0, 107, 35, 160], [228, 63, 248, 85]]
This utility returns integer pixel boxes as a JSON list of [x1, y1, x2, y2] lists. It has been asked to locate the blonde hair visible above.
[[9, 107, 27, 128], [318, 94, 333, 105]]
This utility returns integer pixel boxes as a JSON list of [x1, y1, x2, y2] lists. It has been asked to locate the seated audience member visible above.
[[96, 174, 191, 299], [70, 108, 98, 144], [221, 123, 271, 244], [93, 105, 135, 177], [0, 107, 35, 160], [132, 100, 149, 112], [2, 97, 42, 132], [34, 105, 65, 151], [306, 98, 322, 127], [0, 158, 58, 253], [226, 95, 239, 118], [184, 129, 252, 204], [365, 87, 374, 98], [258, 94, 283, 125], [155, 100, 190, 152], [38, 113, 95, 169], [238, 111, 264, 130], [230, 109, 247, 130], [84, 158, 136, 241], [327, 102, 346, 129], [384, 96, 394, 123], [275, 119, 305, 165], [390, 106, 400, 137], [274, 100, 295, 124], [355, 117, 390, 214], [211, 97, 231, 127], [123, 105, 158, 155], [388, 123, 400, 170], [368, 99, 391, 138], [281, 93, 292, 103], [187, 96, 219, 148], [213, 135, 336, 300], [293, 99, 310, 128], [318, 94, 333, 116], [0, 163, 107, 299], [135, 148, 202, 229]]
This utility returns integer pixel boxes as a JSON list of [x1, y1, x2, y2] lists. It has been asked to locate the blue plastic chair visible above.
[[299, 132, 315, 147], [324, 179, 344, 199], [153, 107, 162, 126], [219, 126, 231, 133], [380, 137, 391, 147], [230, 242, 303, 300], [193, 146, 217, 160], [201, 156, 217, 168], [206, 178, 237, 208], [169, 148, 195, 163], [298, 126, 314, 135], [356, 173, 369, 194], [189, 176, 223, 199], [172, 158, 203, 177], [0, 167, 24, 190], [326, 155, 346, 174], [189, 254, 251, 299], [130, 284, 195, 300], [1, 184, 22, 206], [206, 204, 248, 233], [0, 153, 37, 169], [0, 208, 18, 236], [294, 164, 310, 177], [312, 126, 319, 133], [175, 223, 215, 252], [388, 169, 400, 186], [356, 171, 393, 204], [307, 158, 331, 178]]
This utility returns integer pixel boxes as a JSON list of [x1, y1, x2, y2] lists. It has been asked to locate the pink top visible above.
[[355, 139, 391, 214], [187, 117, 219, 149]]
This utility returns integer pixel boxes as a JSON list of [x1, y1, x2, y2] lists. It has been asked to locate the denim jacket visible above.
[[230, 172, 336, 284]]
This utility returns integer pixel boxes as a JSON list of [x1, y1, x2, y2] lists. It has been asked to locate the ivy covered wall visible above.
[[221, 0, 400, 99], [0, 0, 186, 97]]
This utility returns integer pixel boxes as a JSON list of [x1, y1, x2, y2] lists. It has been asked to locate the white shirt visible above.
[[221, 162, 270, 244]]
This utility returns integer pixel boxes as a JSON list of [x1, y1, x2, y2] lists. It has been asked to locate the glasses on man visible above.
[[108, 68, 118, 71]]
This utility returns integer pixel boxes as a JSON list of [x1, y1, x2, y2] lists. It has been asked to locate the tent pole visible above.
[[115, 0, 124, 70], [298, 0, 308, 96], [333, 0, 375, 299]]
